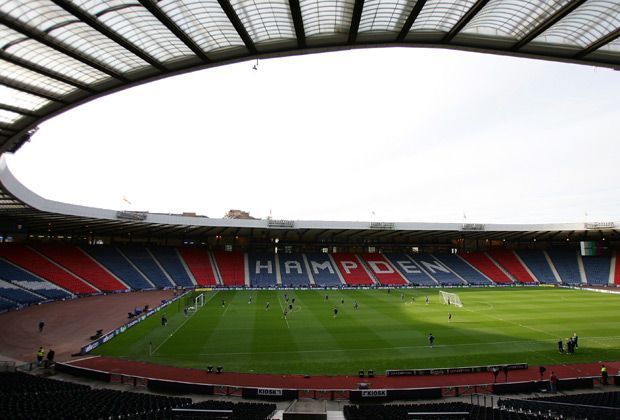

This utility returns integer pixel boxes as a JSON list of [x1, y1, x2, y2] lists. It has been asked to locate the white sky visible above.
[[6, 47, 620, 224]]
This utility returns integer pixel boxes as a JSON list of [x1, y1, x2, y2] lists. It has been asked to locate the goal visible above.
[[187, 293, 205, 313], [439, 290, 463, 307]]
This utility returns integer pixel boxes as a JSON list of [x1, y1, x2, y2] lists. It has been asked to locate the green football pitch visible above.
[[93, 288, 620, 375]]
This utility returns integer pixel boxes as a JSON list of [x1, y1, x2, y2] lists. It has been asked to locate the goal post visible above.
[[187, 293, 204, 313], [439, 290, 463, 307]]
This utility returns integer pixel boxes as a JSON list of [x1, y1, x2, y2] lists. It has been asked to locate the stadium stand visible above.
[[0, 245, 97, 294], [214, 251, 246, 286], [331, 253, 374, 285], [278, 253, 311, 287], [488, 250, 536, 283], [183, 400, 276, 420], [498, 393, 620, 419], [34, 245, 128, 292], [149, 247, 194, 287], [178, 248, 218, 286], [83, 246, 153, 290], [0, 372, 191, 420], [460, 253, 513, 284], [305, 253, 343, 287], [0, 278, 43, 305], [0, 258, 71, 300], [582, 255, 611, 285], [515, 250, 558, 284], [427, 254, 481, 285], [546, 249, 583, 285], [119, 246, 175, 288], [384, 253, 438, 286], [248, 252, 278, 287], [0, 296, 16, 312], [360, 253, 407, 285], [344, 401, 540, 420]]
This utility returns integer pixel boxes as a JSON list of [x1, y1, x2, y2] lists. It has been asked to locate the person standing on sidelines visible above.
[[36, 346, 44, 366], [601, 364, 609, 385], [549, 371, 558, 393]]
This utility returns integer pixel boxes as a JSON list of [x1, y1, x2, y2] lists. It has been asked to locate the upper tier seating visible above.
[[488, 250, 536, 283], [515, 250, 558, 284], [278, 253, 311, 287], [547, 249, 582, 285], [360, 253, 407, 285], [149, 247, 194, 287], [0, 245, 97, 294], [331, 253, 374, 285], [0, 258, 71, 299], [214, 251, 246, 286], [119, 247, 174, 288], [83, 246, 153, 290], [460, 252, 513, 284], [582, 255, 611, 285], [423, 254, 476, 285], [178, 248, 217, 286], [35, 244, 127, 292], [305, 253, 343, 287], [384, 253, 437, 285], [248, 252, 278, 287], [0, 278, 43, 304]]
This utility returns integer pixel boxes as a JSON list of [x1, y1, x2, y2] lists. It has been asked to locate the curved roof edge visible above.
[[1, 154, 617, 241]]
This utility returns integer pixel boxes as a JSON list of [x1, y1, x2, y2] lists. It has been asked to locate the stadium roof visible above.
[[1, 155, 618, 244], [1, 0, 619, 153]]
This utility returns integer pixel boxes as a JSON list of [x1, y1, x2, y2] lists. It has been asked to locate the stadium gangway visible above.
[[171, 408, 233, 419]]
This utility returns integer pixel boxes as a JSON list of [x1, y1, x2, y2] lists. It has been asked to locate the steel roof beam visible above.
[[397, 0, 427, 41], [288, 0, 306, 47], [0, 79, 66, 102], [443, 0, 489, 43], [137, 0, 211, 62], [0, 51, 96, 93], [0, 13, 128, 82], [348, 0, 365, 44], [576, 27, 620, 59], [511, 0, 587, 51], [0, 104, 40, 118], [50, 0, 167, 72], [217, 0, 257, 54]]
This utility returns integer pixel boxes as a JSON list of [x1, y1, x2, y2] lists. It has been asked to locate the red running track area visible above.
[[66, 356, 620, 391]]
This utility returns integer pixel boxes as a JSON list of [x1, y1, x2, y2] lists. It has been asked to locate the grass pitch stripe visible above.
[[152, 291, 218, 355]]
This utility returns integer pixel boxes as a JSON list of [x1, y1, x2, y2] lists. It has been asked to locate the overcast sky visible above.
[[6, 47, 620, 224]]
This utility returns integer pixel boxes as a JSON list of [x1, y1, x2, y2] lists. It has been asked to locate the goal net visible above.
[[187, 293, 205, 313], [439, 291, 463, 307]]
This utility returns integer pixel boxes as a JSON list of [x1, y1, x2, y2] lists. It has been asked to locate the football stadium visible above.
[[1, 0, 620, 419]]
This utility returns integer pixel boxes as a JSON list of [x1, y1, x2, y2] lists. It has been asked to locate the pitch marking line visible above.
[[152, 291, 218, 356], [277, 295, 290, 329]]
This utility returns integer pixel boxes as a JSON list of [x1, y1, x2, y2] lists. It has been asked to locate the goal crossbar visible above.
[[439, 290, 463, 307]]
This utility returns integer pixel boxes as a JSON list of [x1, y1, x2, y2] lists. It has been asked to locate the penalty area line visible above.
[[152, 291, 218, 356]]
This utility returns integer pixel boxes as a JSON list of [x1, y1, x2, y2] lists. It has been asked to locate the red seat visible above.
[[331, 253, 374, 285], [0, 245, 97, 294], [489, 250, 536, 283], [460, 252, 513, 284], [35, 245, 128, 292], [214, 251, 245, 286], [178, 248, 217, 286], [361, 253, 406, 285]]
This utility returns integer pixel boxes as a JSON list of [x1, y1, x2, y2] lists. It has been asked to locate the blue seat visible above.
[[82, 246, 152, 290], [278, 254, 311, 287], [149, 247, 194, 287], [248, 253, 278, 287], [582, 256, 610, 285], [433, 254, 491, 285], [305, 253, 342, 287], [384, 253, 437, 285], [409, 254, 465, 285]]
